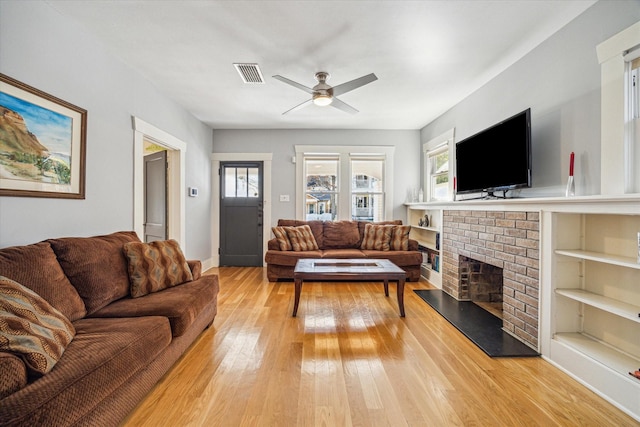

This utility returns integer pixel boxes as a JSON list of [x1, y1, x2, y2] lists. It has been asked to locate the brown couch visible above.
[[265, 220, 422, 281], [0, 231, 219, 427]]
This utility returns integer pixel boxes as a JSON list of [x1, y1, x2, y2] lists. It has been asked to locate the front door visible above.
[[220, 162, 263, 266], [144, 150, 167, 242]]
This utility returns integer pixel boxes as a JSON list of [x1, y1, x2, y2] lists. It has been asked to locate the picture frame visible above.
[[0, 73, 86, 199]]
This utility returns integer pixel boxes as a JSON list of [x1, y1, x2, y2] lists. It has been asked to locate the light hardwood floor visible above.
[[122, 267, 638, 426]]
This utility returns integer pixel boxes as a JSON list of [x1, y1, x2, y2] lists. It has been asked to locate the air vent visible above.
[[233, 63, 265, 84]]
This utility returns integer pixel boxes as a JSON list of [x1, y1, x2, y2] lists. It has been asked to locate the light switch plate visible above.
[[279, 194, 290, 202]]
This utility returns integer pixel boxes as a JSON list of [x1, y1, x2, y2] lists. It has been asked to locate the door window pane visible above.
[[225, 166, 261, 198], [248, 167, 259, 198]]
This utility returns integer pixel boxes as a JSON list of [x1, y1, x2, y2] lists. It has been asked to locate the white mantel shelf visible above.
[[405, 194, 640, 213]]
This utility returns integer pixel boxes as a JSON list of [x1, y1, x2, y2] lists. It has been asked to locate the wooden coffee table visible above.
[[292, 258, 407, 317]]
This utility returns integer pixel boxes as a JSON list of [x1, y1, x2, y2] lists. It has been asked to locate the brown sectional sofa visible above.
[[0, 231, 219, 427], [265, 220, 423, 281]]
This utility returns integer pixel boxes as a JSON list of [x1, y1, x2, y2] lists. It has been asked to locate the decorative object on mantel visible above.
[[565, 151, 575, 197], [630, 370, 640, 380]]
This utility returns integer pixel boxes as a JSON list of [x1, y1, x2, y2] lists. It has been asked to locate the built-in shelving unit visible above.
[[406, 204, 442, 287], [548, 211, 640, 421]]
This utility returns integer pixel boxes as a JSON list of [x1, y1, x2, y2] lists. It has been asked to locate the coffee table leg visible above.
[[397, 278, 405, 317], [384, 279, 389, 297], [293, 278, 302, 317]]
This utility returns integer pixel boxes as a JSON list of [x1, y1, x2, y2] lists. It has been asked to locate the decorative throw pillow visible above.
[[360, 223, 392, 251], [0, 276, 75, 376], [272, 226, 292, 251], [123, 239, 193, 298], [285, 225, 319, 251], [390, 225, 411, 251]]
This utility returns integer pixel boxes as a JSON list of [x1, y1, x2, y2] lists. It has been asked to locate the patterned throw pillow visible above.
[[390, 225, 411, 251], [360, 223, 393, 251], [285, 225, 319, 251], [0, 276, 75, 376], [272, 226, 292, 251], [123, 239, 193, 298]]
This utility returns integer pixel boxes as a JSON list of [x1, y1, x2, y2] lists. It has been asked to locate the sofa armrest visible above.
[[0, 352, 27, 400], [408, 239, 419, 251], [267, 238, 280, 251], [187, 260, 202, 280]]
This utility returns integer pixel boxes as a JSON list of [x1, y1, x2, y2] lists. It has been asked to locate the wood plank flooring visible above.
[[122, 267, 638, 426]]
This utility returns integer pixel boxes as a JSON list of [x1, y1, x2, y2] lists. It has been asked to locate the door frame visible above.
[[133, 117, 186, 247], [211, 153, 272, 267]]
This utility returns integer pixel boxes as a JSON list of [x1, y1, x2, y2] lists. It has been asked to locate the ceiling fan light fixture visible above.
[[313, 93, 333, 106]]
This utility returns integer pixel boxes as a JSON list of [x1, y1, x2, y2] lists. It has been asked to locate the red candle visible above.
[[569, 152, 574, 177]]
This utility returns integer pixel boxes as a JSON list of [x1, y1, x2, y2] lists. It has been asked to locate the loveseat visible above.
[[0, 231, 219, 427], [265, 220, 423, 281]]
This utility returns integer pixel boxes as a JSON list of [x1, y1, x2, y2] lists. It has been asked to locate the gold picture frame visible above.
[[0, 73, 86, 199]]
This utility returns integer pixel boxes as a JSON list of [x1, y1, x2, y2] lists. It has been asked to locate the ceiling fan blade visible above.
[[282, 98, 313, 115], [330, 97, 359, 114], [272, 75, 314, 94], [331, 73, 378, 96]]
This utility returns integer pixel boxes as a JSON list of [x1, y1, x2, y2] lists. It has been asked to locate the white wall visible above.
[[421, 0, 640, 197], [212, 129, 420, 224], [0, 1, 213, 260]]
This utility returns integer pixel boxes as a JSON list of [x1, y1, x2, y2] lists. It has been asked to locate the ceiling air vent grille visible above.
[[233, 63, 265, 84]]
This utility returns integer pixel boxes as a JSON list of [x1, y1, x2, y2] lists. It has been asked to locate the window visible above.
[[296, 145, 394, 221], [351, 158, 384, 221], [304, 157, 338, 220], [423, 129, 455, 201]]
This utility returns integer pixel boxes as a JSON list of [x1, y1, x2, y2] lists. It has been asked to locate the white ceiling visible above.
[[46, 0, 597, 130]]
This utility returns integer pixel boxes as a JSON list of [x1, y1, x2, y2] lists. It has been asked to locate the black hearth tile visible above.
[[414, 289, 539, 358]]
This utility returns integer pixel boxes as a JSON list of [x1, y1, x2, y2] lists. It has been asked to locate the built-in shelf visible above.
[[555, 288, 640, 324], [554, 332, 640, 380], [555, 249, 640, 270], [411, 225, 440, 232]]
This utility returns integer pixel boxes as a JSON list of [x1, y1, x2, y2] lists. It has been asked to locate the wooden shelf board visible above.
[[555, 249, 640, 270], [554, 332, 640, 379], [556, 289, 640, 324]]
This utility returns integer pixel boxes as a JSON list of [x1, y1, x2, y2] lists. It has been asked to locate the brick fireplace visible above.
[[442, 210, 539, 349]]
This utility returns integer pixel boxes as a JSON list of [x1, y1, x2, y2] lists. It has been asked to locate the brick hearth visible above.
[[442, 210, 539, 349]]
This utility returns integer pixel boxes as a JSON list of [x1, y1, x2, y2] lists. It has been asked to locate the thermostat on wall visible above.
[[189, 187, 199, 197]]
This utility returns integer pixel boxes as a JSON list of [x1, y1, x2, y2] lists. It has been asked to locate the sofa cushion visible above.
[[278, 220, 324, 248], [357, 220, 401, 245], [0, 241, 86, 321], [0, 316, 171, 426], [48, 231, 141, 315], [360, 223, 392, 251], [390, 225, 411, 251], [272, 226, 292, 251], [321, 249, 366, 259], [90, 275, 219, 337], [360, 250, 423, 267], [0, 276, 75, 376], [264, 249, 323, 267], [123, 239, 193, 298], [285, 225, 319, 251], [323, 221, 361, 249]]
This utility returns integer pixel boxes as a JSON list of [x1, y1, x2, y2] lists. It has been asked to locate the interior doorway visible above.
[[133, 117, 186, 246], [143, 143, 167, 242]]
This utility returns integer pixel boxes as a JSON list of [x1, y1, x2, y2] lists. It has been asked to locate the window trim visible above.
[[295, 145, 394, 221]]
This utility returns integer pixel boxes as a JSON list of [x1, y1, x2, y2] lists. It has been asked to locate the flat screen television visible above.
[[455, 108, 531, 198]]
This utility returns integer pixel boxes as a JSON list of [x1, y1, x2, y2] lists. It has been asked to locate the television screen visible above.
[[455, 108, 531, 197]]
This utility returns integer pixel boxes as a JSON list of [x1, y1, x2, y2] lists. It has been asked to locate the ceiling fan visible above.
[[272, 71, 378, 115]]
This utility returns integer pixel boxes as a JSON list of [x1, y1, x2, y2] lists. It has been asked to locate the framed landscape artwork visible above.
[[0, 73, 86, 199]]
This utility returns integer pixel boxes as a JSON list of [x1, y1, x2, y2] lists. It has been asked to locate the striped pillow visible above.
[[272, 226, 292, 251], [123, 239, 193, 298], [285, 225, 319, 251], [0, 276, 75, 376], [360, 224, 392, 251], [390, 225, 411, 251]]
